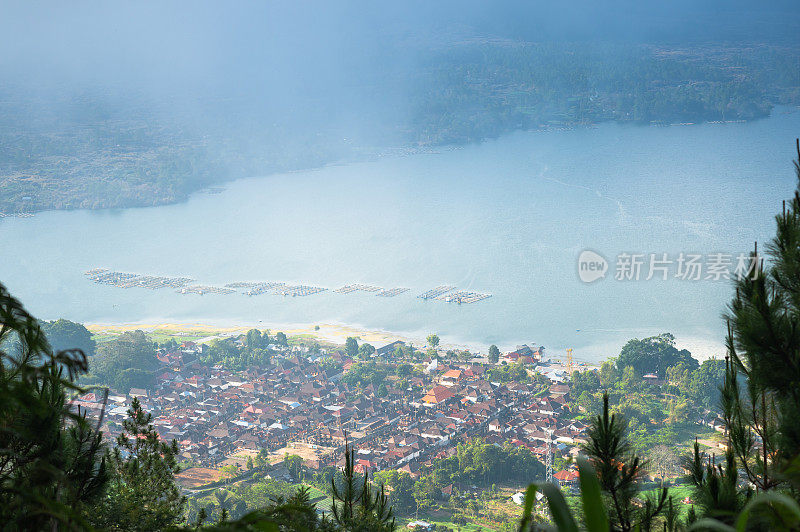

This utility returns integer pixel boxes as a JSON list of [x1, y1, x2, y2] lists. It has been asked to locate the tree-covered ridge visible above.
[[411, 42, 799, 144], [1, 42, 797, 214]]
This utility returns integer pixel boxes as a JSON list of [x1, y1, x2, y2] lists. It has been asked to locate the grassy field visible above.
[[91, 328, 218, 345]]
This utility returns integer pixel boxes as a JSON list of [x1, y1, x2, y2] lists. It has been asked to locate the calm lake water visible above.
[[2, 109, 799, 362]]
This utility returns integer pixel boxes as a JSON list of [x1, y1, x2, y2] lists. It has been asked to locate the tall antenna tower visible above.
[[545, 428, 554, 483], [566, 348, 574, 377]]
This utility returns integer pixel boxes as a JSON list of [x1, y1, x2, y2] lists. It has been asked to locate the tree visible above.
[[716, 140, 800, 495], [285, 454, 304, 481], [396, 363, 413, 378], [488, 344, 500, 364], [571, 369, 601, 396], [116, 367, 153, 392], [665, 361, 691, 394], [620, 365, 637, 391], [161, 338, 178, 350], [214, 489, 234, 520], [345, 337, 359, 358], [239, 485, 333, 531], [373, 471, 415, 515], [684, 440, 747, 525], [245, 328, 263, 350], [617, 333, 697, 378], [89, 330, 157, 392], [647, 445, 677, 486], [90, 397, 185, 530], [40, 318, 97, 356], [0, 283, 108, 530], [413, 477, 437, 513], [427, 334, 440, 349], [600, 358, 619, 387], [687, 358, 726, 410], [486, 361, 529, 383], [342, 361, 393, 388], [275, 331, 288, 346], [358, 343, 375, 359], [330, 443, 395, 531], [254, 452, 267, 469], [583, 393, 667, 531]]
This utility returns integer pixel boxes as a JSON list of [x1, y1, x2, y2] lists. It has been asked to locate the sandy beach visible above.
[[85, 320, 441, 351]]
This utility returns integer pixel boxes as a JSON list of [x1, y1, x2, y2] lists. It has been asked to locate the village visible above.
[[64, 325, 732, 529], [73, 338, 589, 496]]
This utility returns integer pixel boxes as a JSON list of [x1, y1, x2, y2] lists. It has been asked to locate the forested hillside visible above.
[[1, 42, 798, 214]]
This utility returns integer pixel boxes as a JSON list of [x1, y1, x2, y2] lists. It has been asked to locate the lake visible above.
[[2, 108, 799, 362]]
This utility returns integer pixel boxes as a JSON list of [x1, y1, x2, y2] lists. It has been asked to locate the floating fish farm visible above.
[[375, 288, 410, 297], [85, 269, 491, 303], [225, 282, 288, 296], [417, 285, 456, 299], [434, 290, 492, 304], [273, 285, 327, 297], [334, 284, 383, 294], [85, 269, 193, 289], [179, 285, 236, 295]]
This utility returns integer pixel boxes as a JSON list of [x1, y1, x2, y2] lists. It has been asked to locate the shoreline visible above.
[[5, 109, 795, 218], [85, 319, 725, 366]]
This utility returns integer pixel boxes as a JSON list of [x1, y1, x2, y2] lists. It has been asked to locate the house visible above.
[[422, 385, 455, 405], [504, 344, 543, 364], [553, 469, 579, 485], [440, 369, 462, 386], [548, 384, 570, 397], [376, 340, 405, 357], [643, 373, 664, 385], [488, 419, 507, 433]]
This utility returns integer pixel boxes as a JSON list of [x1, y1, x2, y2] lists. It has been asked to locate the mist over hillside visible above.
[[1, 1, 799, 212]]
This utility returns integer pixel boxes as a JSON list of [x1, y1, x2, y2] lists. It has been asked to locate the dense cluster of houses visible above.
[[73, 340, 589, 486]]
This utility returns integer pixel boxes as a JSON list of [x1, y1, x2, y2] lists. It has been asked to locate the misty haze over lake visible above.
[[2, 109, 798, 361]]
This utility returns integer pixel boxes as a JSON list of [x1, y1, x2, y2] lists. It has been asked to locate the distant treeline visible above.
[[410, 42, 800, 144]]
